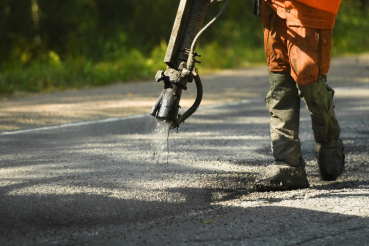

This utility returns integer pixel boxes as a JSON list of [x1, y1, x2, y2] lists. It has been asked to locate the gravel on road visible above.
[[0, 54, 368, 245]]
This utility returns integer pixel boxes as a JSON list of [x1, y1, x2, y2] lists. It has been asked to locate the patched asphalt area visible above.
[[1, 92, 368, 245]]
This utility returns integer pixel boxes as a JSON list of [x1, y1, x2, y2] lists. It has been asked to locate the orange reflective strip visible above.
[[295, 0, 341, 15]]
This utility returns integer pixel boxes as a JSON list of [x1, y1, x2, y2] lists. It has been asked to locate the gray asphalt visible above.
[[1, 55, 369, 245]]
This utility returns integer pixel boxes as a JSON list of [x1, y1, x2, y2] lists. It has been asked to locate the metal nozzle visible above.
[[151, 71, 203, 129], [151, 87, 181, 124]]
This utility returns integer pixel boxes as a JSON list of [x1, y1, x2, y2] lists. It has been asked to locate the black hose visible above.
[[176, 74, 203, 126]]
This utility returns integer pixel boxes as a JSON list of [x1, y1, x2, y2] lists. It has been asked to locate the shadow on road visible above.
[[1, 184, 369, 246]]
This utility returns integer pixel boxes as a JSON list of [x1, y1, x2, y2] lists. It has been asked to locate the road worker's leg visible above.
[[288, 26, 345, 181]]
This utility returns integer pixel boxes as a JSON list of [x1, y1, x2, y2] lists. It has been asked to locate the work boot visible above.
[[254, 162, 309, 192], [316, 140, 345, 181]]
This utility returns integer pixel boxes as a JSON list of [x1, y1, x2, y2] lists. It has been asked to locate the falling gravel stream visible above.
[[152, 121, 171, 163]]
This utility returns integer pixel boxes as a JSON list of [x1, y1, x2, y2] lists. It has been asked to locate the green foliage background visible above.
[[0, 0, 368, 94]]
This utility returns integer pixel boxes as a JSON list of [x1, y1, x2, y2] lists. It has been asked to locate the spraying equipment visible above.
[[150, 0, 230, 129]]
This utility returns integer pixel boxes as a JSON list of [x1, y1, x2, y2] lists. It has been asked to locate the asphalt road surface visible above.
[[0, 55, 369, 245]]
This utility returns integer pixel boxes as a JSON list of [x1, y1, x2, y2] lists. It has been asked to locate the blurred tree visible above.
[[0, 0, 368, 94], [0, 0, 367, 67], [361, 0, 368, 10], [0, 0, 34, 64]]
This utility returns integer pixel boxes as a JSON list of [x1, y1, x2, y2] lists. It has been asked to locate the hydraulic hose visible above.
[[190, 0, 230, 54], [176, 73, 203, 127], [186, 0, 230, 71], [176, 0, 229, 127]]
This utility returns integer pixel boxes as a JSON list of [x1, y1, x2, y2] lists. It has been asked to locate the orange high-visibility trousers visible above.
[[262, 1, 334, 85]]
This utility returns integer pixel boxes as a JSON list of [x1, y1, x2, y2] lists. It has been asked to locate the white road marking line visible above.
[[1, 114, 147, 135], [1, 100, 253, 136]]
